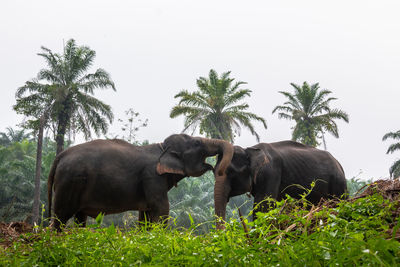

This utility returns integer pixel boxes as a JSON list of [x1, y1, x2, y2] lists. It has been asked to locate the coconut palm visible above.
[[382, 130, 400, 178], [272, 82, 349, 148], [170, 69, 267, 142]]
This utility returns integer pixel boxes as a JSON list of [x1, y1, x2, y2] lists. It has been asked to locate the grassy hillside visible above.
[[1, 180, 400, 266]]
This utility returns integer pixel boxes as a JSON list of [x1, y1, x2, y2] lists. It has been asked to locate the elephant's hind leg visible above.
[[52, 177, 85, 231], [74, 211, 87, 227], [138, 210, 149, 222]]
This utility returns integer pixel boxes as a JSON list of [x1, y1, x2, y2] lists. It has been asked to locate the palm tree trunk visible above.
[[56, 129, 65, 155], [32, 114, 46, 225], [55, 101, 71, 155], [322, 132, 327, 150]]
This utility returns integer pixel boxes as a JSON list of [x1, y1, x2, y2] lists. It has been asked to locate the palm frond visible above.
[[389, 159, 400, 178], [224, 89, 251, 107], [386, 143, 400, 154], [383, 130, 400, 141], [277, 91, 302, 111]]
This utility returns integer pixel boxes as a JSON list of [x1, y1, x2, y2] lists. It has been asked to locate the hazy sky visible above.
[[1, 0, 399, 180]]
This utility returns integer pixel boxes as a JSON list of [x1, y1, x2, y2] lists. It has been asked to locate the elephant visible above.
[[47, 134, 233, 231], [213, 140, 347, 229]]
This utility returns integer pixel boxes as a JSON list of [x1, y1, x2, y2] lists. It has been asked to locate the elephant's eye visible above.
[[170, 151, 181, 159], [194, 140, 201, 146]]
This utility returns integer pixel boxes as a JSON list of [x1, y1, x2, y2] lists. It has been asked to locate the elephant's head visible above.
[[214, 145, 269, 229], [157, 134, 234, 179]]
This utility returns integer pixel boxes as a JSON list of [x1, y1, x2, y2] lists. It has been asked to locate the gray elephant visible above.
[[48, 134, 233, 231], [213, 140, 347, 228]]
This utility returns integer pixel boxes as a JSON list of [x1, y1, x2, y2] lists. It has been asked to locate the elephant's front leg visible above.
[[143, 177, 170, 224], [252, 185, 280, 220], [138, 210, 148, 222], [146, 193, 170, 224]]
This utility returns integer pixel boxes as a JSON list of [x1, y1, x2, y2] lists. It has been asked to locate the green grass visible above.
[[1, 193, 400, 266]]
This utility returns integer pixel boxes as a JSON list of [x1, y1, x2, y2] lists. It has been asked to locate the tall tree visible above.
[[382, 130, 400, 178], [15, 39, 116, 155], [14, 39, 116, 224], [170, 69, 267, 142], [272, 82, 349, 148]]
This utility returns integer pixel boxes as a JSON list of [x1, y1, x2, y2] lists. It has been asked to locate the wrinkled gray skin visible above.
[[48, 134, 233, 231], [214, 140, 347, 228]]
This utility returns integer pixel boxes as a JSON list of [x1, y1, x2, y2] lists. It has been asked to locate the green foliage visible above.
[[347, 177, 373, 196], [0, 127, 32, 147], [383, 130, 400, 177], [0, 135, 56, 222], [170, 69, 267, 142], [273, 82, 349, 148], [2, 193, 399, 266]]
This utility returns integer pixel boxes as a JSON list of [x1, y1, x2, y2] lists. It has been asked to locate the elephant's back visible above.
[[53, 139, 146, 188], [267, 141, 346, 198]]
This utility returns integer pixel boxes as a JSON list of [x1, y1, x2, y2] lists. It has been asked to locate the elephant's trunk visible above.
[[198, 137, 233, 230], [214, 173, 229, 230], [198, 137, 233, 178]]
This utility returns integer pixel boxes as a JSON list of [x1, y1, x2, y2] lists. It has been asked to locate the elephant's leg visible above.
[[252, 195, 265, 221], [143, 178, 170, 225], [52, 179, 83, 231], [252, 192, 277, 221], [147, 196, 169, 224], [53, 208, 75, 232], [74, 211, 87, 227], [138, 210, 150, 222], [53, 194, 77, 231]]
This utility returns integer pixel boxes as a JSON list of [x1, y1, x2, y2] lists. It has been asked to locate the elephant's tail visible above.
[[47, 155, 61, 219], [334, 159, 348, 199]]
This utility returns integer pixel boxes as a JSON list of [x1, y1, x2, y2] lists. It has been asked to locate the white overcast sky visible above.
[[1, 0, 399, 180]]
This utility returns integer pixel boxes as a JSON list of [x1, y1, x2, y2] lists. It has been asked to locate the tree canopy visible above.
[[170, 69, 267, 142], [272, 82, 349, 148], [14, 39, 116, 154]]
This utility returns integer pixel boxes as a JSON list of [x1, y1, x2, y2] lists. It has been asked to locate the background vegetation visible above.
[[0, 127, 373, 230]]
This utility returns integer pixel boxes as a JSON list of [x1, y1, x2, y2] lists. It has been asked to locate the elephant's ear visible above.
[[228, 161, 248, 174], [245, 147, 270, 184], [156, 150, 186, 176]]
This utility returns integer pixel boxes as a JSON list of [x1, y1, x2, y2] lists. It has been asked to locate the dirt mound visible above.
[[0, 222, 33, 249], [356, 178, 400, 199], [268, 178, 400, 242]]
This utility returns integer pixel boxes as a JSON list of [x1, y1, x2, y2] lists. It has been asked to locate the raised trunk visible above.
[[199, 138, 233, 177], [214, 174, 229, 230], [199, 138, 233, 230]]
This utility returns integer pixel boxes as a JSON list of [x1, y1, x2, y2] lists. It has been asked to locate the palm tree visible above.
[[15, 39, 116, 155], [382, 130, 400, 178], [272, 82, 349, 148], [0, 127, 32, 147], [170, 69, 267, 142], [14, 39, 115, 224]]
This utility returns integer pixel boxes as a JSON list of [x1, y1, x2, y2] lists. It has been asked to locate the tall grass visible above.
[[1, 192, 399, 266]]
